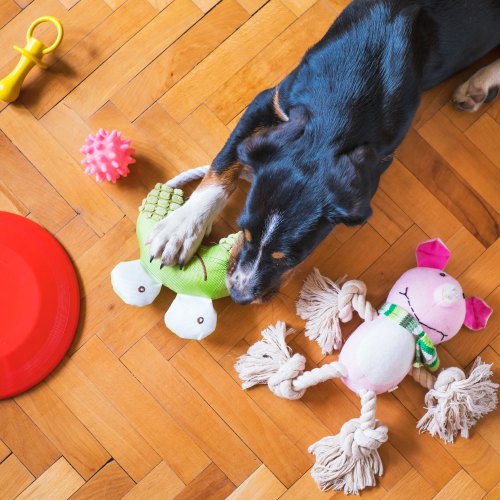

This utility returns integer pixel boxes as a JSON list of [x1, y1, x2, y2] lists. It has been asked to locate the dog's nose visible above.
[[229, 287, 256, 305], [227, 266, 259, 305]]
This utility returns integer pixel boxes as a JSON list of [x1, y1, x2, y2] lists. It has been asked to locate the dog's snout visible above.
[[229, 288, 257, 305], [227, 267, 259, 305]]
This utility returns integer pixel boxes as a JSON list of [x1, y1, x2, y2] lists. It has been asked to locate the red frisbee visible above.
[[0, 212, 80, 399]]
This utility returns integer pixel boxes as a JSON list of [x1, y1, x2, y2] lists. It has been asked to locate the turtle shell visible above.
[[136, 183, 239, 300]]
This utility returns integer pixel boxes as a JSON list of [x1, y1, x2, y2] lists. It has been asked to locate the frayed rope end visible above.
[[234, 321, 295, 389], [417, 357, 498, 444], [296, 268, 375, 355], [308, 391, 388, 495]]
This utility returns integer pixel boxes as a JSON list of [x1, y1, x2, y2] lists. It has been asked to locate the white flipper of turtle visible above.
[[164, 294, 217, 340], [111, 260, 162, 306]]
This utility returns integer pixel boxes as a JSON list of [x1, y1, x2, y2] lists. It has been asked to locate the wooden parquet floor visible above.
[[1, 0, 499, 498]]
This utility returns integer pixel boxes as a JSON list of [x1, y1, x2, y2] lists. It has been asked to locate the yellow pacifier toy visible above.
[[0, 16, 63, 103]]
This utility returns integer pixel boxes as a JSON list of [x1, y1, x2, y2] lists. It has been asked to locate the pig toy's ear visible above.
[[416, 238, 451, 270], [464, 297, 493, 331]]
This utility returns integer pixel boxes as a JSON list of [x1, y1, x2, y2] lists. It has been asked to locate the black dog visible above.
[[148, 0, 500, 304]]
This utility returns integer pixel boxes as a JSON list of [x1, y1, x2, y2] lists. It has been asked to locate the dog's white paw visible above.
[[147, 184, 227, 267], [147, 204, 213, 267], [452, 59, 500, 112]]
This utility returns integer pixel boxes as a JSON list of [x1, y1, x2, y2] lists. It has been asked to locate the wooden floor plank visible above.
[[46, 359, 162, 482], [72, 337, 210, 483], [0, 440, 9, 463], [418, 112, 500, 214], [160, 0, 297, 122], [383, 468, 435, 499], [397, 129, 499, 247], [227, 464, 286, 499], [122, 462, 185, 500], [15, 382, 111, 480], [173, 463, 235, 500], [171, 342, 311, 487], [16, 458, 85, 500], [70, 461, 135, 499], [112, 0, 249, 121], [65, 0, 203, 118], [1, 1, 498, 498], [0, 105, 124, 236], [121, 338, 260, 485], [0, 455, 34, 499], [205, 0, 337, 124], [0, 130, 76, 233], [0, 401, 60, 477]]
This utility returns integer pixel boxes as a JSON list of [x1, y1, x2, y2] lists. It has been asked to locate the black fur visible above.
[[218, 0, 500, 304]]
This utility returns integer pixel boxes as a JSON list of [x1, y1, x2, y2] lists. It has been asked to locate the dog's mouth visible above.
[[251, 288, 279, 304], [399, 287, 447, 341]]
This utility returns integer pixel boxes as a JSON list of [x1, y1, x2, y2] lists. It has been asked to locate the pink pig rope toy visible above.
[[235, 239, 497, 495]]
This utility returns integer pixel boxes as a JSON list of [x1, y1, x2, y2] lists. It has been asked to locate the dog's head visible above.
[[226, 107, 382, 304]]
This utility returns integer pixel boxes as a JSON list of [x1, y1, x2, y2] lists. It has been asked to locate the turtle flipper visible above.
[[111, 260, 162, 306], [164, 294, 217, 340]]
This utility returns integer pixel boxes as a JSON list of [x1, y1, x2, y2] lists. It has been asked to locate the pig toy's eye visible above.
[[439, 272, 446, 277]]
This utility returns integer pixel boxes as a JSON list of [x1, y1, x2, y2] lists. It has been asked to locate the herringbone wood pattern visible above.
[[0, 0, 499, 498]]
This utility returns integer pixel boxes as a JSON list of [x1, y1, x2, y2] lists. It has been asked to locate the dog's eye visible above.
[[272, 251, 285, 260], [439, 272, 446, 277], [244, 229, 252, 242]]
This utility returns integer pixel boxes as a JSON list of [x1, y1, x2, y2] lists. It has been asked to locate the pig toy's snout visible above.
[[434, 283, 462, 306]]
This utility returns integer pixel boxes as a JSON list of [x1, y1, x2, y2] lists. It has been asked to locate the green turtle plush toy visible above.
[[111, 167, 241, 340]]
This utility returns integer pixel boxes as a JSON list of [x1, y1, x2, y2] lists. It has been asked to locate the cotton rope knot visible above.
[[338, 418, 388, 459], [338, 280, 376, 323], [339, 390, 388, 459], [309, 389, 388, 494], [297, 269, 376, 354], [417, 359, 498, 444], [268, 353, 306, 400], [433, 367, 465, 391]]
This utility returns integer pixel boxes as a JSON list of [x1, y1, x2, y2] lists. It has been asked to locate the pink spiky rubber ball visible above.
[[80, 129, 136, 183]]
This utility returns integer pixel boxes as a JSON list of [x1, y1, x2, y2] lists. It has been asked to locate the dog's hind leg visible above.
[[452, 58, 500, 112]]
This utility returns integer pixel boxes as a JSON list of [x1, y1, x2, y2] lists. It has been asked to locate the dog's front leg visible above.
[[148, 88, 277, 267]]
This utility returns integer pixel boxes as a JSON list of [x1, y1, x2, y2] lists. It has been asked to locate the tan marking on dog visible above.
[[271, 251, 285, 259], [226, 232, 244, 278], [200, 163, 242, 194], [244, 229, 252, 242], [273, 87, 289, 122]]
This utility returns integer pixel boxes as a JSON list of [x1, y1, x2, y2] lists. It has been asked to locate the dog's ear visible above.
[[325, 147, 375, 226], [331, 199, 373, 226], [347, 144, 381, 169], [237, 106, 309, 168]]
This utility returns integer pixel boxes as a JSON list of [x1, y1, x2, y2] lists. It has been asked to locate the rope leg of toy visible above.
[[296, 268, 376, 355], [417, 357, 498, 443], [268, 361, 347, 400], [309, 390, 388, 495], [291, 363, 347, 392], [235, 322, 348, 400], [166, 165, 253, 189], [410, 367, 436, 390]]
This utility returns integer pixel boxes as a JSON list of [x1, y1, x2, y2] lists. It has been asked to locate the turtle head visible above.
[[111, 260, 162, 306], [164, 294, 217, 340]]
